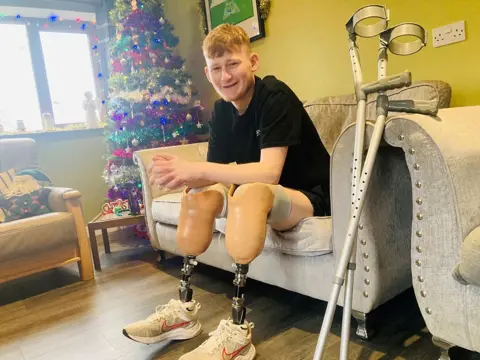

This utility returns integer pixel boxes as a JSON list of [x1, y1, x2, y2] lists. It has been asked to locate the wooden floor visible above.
[[0, 228, 478, 360]]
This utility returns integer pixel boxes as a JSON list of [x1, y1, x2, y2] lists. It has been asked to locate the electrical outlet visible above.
[[432, 20, 466, 48]]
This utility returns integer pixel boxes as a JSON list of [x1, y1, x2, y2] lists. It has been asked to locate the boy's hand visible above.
[[148, 153, 201, 190]]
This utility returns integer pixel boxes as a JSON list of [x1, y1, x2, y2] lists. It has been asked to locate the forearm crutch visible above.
[[313, 5, 438, 360]]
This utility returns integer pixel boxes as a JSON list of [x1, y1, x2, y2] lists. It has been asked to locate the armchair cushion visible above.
[[0, 168, 51, 223], [152, 192, 333, 256], [0, 212, 77, 263], [452, 226, 480, 287]]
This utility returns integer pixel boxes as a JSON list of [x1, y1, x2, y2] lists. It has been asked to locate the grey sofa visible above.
[[133, 80, 451, 338], [383, 106, 480, 358]]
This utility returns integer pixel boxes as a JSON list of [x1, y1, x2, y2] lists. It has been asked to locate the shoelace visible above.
[[147, 300, 184, 324], [200, 320, 255, 354]]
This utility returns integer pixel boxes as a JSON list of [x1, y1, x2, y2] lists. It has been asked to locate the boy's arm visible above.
[[194, 147, 288, 186]]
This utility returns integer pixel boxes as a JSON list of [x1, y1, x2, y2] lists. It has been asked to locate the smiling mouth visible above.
[[223, 82, 238, 89]]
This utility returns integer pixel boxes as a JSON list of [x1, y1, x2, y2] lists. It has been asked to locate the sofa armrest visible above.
[[133, 142, 208, 249], [331, 121, 413, 314], [384, 106, 480, 352], [46, 187, 82, 212]]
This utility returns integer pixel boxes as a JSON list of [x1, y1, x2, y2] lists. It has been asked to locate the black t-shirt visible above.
[[207, 75, 330, 197]]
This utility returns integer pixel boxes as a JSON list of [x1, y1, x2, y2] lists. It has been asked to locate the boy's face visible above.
[[204, 45, 259, 104]]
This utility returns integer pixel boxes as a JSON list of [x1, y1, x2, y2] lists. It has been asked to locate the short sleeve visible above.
[[259, 91, 302, 149], [206, 106, 233, 164]]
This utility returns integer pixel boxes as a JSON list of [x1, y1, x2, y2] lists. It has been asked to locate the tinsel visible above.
[[197, 0, 271, 34], [103, 165, 140, 187], [108, 68, 196, 96]]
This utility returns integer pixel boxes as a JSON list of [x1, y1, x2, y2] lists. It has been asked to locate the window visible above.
[[0, 24, 42, 131], [0, 18, 100, 132], [40, 31, 97, 125]]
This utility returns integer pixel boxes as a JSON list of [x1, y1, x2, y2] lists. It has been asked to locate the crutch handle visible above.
[[362, 71, 411, 94], [388, 99, 439, 116]]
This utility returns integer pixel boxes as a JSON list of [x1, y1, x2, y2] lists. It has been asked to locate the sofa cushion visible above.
[[152, 192, 332, 256], [304, 80, 451, 155], [452, 225, 480, 287], [0, 212, 77, 263]]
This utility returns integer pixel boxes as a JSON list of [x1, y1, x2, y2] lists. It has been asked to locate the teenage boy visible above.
[[123, 24, 331, 360]]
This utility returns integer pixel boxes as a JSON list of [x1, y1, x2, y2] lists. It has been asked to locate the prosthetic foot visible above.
[[176, 184, 228, 256], [178, 263, 256, 360]]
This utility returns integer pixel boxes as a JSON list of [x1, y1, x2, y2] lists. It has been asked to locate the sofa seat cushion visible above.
[[152, 192, 332, 256], [452, 225, 480, 287], [0, 212, 77, 263]]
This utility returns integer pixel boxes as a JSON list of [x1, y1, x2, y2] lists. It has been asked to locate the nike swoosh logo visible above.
[[222, 343, 250, 360], [161, 320, 191, 332]]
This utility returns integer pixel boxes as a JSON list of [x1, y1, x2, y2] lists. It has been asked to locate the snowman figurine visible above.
[[83, 91, 99, 128]]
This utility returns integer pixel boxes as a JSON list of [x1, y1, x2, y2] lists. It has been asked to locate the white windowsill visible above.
[[0, 126, 104, 140]]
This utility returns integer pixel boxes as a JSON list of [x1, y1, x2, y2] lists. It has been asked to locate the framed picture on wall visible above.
[[200, 0, 267, 42]]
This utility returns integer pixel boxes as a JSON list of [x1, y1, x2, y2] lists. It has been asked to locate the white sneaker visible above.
[[123, 299, 202, 344], [179, 319, 256, 360]]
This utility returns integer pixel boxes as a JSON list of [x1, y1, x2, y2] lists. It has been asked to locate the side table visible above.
[[87, 211, 145, 271]]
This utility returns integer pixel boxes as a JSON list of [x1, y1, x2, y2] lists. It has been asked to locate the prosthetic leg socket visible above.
[[177, 185, 227, 256], [226, 183, 274, 264]]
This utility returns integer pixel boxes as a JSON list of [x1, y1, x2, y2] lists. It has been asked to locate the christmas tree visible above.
[[102, 0, 207, 207]]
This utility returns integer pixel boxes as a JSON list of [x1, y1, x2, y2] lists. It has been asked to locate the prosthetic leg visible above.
[[176, 184, 228, 302], [226, 183, 292, 324], [313, 5, 437, 360]]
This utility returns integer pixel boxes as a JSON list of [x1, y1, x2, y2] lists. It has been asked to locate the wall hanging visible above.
[[197, 0, 270, 42]]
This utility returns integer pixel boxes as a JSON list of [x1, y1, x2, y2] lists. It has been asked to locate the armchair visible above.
[[383, 106, 480, 358], [0, 138, 94, 284]]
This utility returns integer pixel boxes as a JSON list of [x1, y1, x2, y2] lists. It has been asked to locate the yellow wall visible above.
[[165, 0, 480, 107], [29, 130, 108, 223]]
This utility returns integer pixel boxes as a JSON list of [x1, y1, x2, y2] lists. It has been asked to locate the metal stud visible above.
[[416, 230, 423, 237], [363, 253, 369, 259], [418, 275, 424, 282], [364, 266, 370, 272], [415, 181, 422, 188], [426, 307, 432, 315], [416, 245, 423, 253], [414, 163, 420, 170], [415, 259, 422, 267], [417, 213, 424, 220], [359, 224, 364, 230], [420, 290, 427, 298], [360, 239, 366, 246], [363, 292, 369, 298], [398, 134, 405, 140], [408, 148, 415, 155], [416, 198, 423, 205], [364, 279, 370, 285]]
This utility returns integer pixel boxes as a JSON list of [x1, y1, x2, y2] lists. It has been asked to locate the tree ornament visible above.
[[175, 79, 181, 85], [120, 58, 128, 66], [159, 17, 165, 25], [132, 138, 139, 147], [131, 0, 138, 11], [164, 57, 170, 63], [187, 79, 193, 86], [186, 113, 192, 121]]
